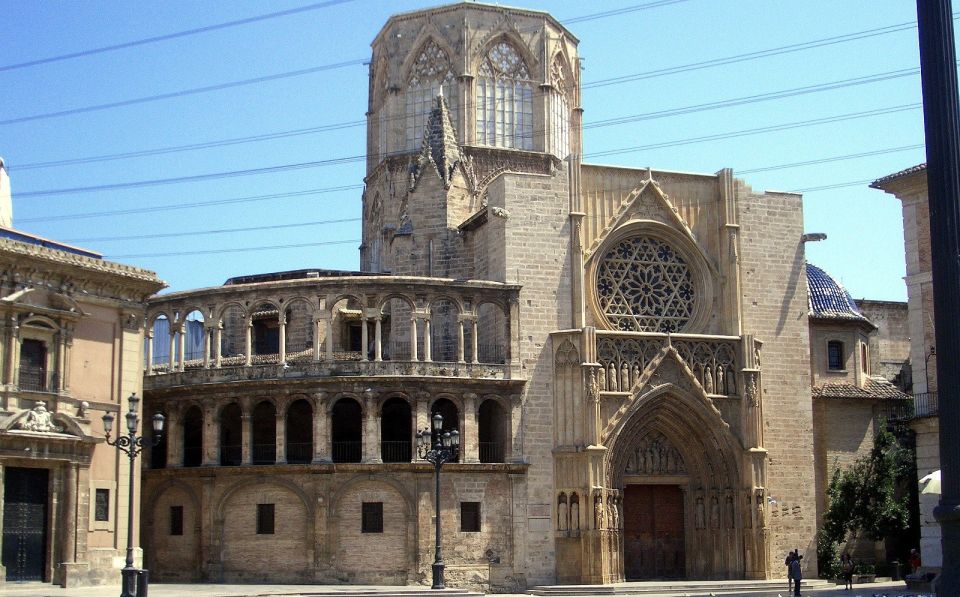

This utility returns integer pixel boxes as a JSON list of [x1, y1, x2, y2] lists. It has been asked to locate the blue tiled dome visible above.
[[805, 263, 872, 323]]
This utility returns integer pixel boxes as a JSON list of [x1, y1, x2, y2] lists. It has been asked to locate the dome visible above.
[[805, 263, 873, 324]]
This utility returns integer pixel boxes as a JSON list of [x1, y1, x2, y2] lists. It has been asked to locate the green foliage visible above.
[[822, 426, 913, 545], [816, 528, 840, 578]]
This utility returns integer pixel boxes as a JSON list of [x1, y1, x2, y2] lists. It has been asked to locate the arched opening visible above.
[[219, 403, 242, 466], [218, 304, 246, 366], [285, 301, 313, 363], [286, 399, 313, 464], [478, 399, 507, 463], [429, 298, 459, 363], [331, 398, 362, 463], [380, 397, 412, 462], [182, 406, 203, 467], [431, 398, 460, 463], [477, 302, 507, 364], [252, 401, 277, 464], [251, 302, 280, 362], [148, 314, 170, 371], [330, 297, 364, 359], [150, 410, 167, 469], [381, 297, 414, 361], [182, 309, 205, 367]]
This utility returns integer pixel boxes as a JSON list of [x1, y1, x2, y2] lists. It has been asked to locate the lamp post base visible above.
[[431, 561, 445, 590], [120, 567, 138, 597]]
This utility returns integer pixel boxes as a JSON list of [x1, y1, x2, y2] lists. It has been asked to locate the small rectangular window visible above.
[[94, 489, 110, 522], [170, 506, 184, 536], [461, 501, 481, 532], [256, 503, 275, 535], [362, 502, 383, 533], [827, 341, 844, 370]]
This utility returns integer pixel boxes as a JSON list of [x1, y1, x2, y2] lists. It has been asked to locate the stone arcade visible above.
[[139, 2, 828, 590]]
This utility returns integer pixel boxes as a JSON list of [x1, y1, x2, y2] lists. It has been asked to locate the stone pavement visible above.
[[0, 580, 923, 597]]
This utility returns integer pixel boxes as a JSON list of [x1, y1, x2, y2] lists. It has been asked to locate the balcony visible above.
[[18, 366, 59, 394], [913, 392, 939, 418], [144, 275, 521, 390]]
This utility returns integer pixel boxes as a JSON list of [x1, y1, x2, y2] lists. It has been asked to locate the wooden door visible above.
[[623, 484, 685, 579], [3, 468, 49, 581]]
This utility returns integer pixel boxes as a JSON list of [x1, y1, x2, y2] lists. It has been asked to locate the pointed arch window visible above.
[[476, 41, 534, 150], [547, 55, 571, 158], [406, 40, 458, 150]]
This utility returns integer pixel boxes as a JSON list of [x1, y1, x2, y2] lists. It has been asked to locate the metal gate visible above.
[[3, 467, 49, 582]]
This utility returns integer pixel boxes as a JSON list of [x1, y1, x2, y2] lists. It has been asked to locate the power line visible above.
[[63, 217, 360, 243], [790, 178, 877, 193], [8, 18, 930, 171], [0, 0, 356, 73], [563, 0, 693, 23], [16, 185, 362, 224], [107, 238, 360, 259], [584, 103, 920, 159], [14, 65, 922, 198], [736, 144, 924, 175]]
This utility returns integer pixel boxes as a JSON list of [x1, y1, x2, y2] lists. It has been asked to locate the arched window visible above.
[[406, 39, 458, 150], [182, 406, 203, 467], [331, 398, 363, 463], [828, 340, 844, 371], [478, 399, 507, 463], [547, 54, 570, 158], [252, 401, 277, 464], [219, 403, 242, 466], [431, 398, 460, 463], [476, 40, 533, 150], [380, 397, 412, 462], [286, 399, 313, 464]]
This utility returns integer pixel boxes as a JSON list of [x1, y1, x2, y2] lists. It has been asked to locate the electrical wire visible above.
[[735, 144, 924, 175], [107, 239, 360, 259], [62, 217, 361, 243]]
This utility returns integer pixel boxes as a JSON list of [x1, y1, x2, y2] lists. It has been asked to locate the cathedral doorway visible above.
[[2, 467, 49, 581], [623, 484, 685, 579]]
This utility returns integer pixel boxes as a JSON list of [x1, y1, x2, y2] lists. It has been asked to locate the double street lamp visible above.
[[102, 393, 164, 597], [416, 413, 460, 590]]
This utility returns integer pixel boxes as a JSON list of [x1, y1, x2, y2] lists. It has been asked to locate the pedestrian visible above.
[[909, 548, 922, 574], [789, 551, 803, 596], [840, 552, 854, 590], [784, 550, 796, 594]]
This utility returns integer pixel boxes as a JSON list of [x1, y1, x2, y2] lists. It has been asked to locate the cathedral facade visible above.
[[139, 2, 821, 589]]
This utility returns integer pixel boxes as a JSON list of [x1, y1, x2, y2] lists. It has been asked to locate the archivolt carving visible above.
[[597, 336, 737, 395], [623, 431, 686, 475]]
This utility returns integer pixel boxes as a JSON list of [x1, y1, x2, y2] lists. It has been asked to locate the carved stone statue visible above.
[[594, 492, 604, 530], [695, 496, 705, 529], [570, 496, 580, 531], [18, 403, 62, 433], [710, 495, 720, 529], [558, 495, 568, 531]]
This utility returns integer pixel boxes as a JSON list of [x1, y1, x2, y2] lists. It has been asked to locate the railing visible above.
[[381, 440, 411, 463], [252, 443, 276, 464], [220, 444, 242, 466], [183, 446, 203, 468], [332, 441, 362, 463], [286, 442, 313, 464], [913, 392, 939, 418], [18, 367, 56, 393], [478, 344, 506, 364], [479, 441, 505, 463]]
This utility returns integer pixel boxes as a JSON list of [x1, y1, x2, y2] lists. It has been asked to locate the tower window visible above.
[[476, 41, 533, 150], [827, 341, 844, 370]]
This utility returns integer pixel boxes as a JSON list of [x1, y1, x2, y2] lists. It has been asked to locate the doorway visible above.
[[2, 467, 49, 581], [623, 484, 685, 579]]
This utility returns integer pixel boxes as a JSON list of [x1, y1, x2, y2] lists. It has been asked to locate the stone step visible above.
[[528, 579, 833, 596]]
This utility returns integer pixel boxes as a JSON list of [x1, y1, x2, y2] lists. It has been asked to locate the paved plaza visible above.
[[0, 580, 924, 597]]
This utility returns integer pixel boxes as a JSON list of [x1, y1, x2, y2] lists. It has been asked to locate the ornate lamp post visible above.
[[416, 413, 459, 590], [102, 393, 164, 597]]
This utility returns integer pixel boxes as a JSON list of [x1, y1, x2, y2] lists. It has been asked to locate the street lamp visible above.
[[416, 412, 459, 590], [102, 393, 164, 597]]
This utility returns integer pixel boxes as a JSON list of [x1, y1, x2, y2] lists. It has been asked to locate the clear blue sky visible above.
[[0, 0, 933, 300]]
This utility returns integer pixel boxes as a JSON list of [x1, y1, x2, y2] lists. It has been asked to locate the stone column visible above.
[[324, 315, 334, 362], [275, 409, 286, 464], [374, 316, 383, 362], [360, 315, 369, 362], [471, 320, 479, 364], [202, 405, 218, 466], [4, 317, 19, 387], [422, 318, 432, 362], [456, 317, 466, 363], [410, 317, 419, 361], [278, 314, 287, 364], [416, 396, 430, 461], [56, 329, 67, 392], [462, 392, 479, 463], [202, 327, 211, 369], [60, 463, 78, 564], [313, 392, 330, 463], [177, 326, 186, 371], [241, 412, 252, 465], [362, 390, 381, 463], [313, 318, 322, 361], [168, 331, 176, 371], [213, 323, 223, 368], [244, 317, 253, 366], [145, 330, 154, 375], [508, 298, 520, 370]]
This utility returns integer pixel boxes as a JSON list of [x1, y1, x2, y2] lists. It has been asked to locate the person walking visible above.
[[789, 551, 803, 596], [784, 551, 796, 594], [840, 553, 854, 590]]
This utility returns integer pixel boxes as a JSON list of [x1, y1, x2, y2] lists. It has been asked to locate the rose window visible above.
[[596, 236, 696, 332]]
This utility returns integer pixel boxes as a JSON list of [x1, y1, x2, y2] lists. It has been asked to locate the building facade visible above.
[[0, 158, 165, 587], [140, 2, 825, 589]]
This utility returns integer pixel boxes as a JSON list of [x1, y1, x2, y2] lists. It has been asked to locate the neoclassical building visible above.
[[0, 160, 165, 587], [139, 2, 825, 589]]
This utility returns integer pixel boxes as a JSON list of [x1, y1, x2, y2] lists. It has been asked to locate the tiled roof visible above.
[[806, 263, 873, 325], [870, 163, 926, 188], [814, 376, 911, 400]]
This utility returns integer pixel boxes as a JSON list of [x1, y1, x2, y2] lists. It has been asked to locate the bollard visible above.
[[135, 569, 149, 597]]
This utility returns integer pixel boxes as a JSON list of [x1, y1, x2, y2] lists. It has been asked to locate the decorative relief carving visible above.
[[554, 339, 579, 367], [597, 336, 737, 395], [623, 431, 686, 475], [17, 403, 63, 433]]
